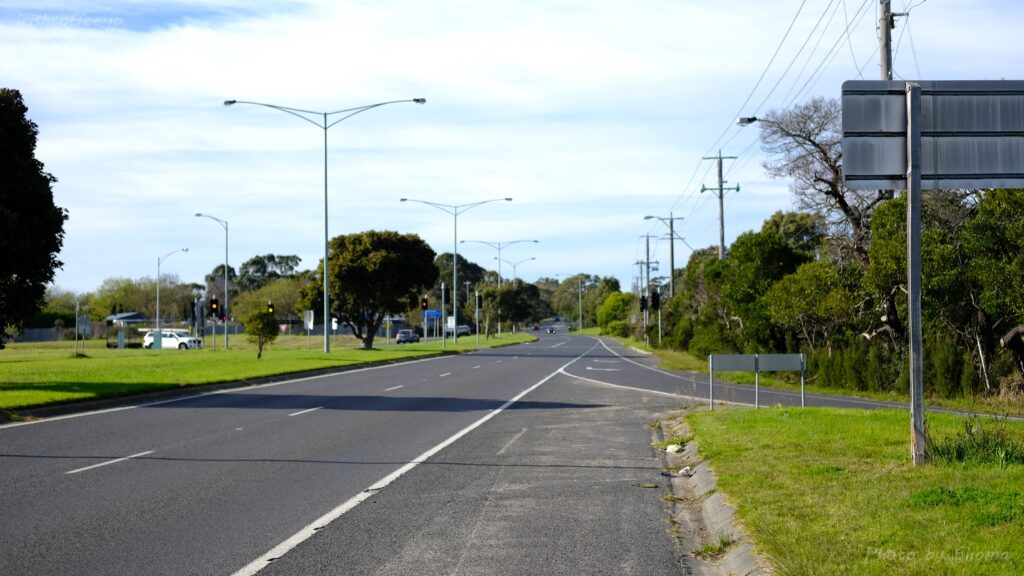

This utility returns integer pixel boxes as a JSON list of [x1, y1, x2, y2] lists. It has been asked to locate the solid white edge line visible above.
[[0, 354, 458, 430], [288, 407, 323, 417], [230, 349, 593, 576], [559, 369, 749, 407], [384, 385, 404, 392], [65, 450, 154, 475]]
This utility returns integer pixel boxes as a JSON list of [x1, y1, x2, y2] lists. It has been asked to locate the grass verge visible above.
[[685, 407, 1024, 575], [0, 333, 536, 412]]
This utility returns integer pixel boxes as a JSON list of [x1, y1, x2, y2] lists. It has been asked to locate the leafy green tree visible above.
[[232, 276, 309, 327], [597, 292, 634, 331], [204, 264, 238, 316], [764, 259, 859, 353], [720, 229, 810, 351], [236, 254, 301, 293], [300, 230, 438, 349], [245, 310, 280, 359], [0, 88, 68, 348]]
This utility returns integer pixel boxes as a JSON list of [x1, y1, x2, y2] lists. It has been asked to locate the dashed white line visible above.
[[550, 340, 567, 348], [288, 407, 323, 417], [472, 365, 481, 370], [230, 350, 592, 576], [385, 385, 404, 392], [66, 451, 154, 475], [439, 372, 452, 378]]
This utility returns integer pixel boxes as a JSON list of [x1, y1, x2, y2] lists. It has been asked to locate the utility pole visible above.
[[880, 0, 893, 80], [701, 150, 739, 260]]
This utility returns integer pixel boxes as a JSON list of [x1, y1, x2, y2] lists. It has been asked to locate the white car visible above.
[[143, 331, 203, 349], [445, 325, 471, 336]]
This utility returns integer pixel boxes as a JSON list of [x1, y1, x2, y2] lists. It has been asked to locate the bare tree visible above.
[[759, 97, 890, 264]]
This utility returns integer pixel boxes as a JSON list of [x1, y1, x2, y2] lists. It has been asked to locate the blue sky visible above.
[[2, 0, 1022, 294]]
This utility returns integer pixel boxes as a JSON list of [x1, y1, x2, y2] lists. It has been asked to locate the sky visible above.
[[2, 0, 1022, 295]]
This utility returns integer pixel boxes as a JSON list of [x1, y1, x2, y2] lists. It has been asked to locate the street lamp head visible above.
[[643, 215, 655, 220], [194, 212, 203, 217], [182, 248, 189, 253], [504, 198, 512, 202], [399, 198, 408, 202], [413, 98, 426, 104], [736, 116, 758, 126], [223, 100, 237, 107]]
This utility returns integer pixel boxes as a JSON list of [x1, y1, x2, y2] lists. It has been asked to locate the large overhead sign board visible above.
[[842, 80, 1024, 190]]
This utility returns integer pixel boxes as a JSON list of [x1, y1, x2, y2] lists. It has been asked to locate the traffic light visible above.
[[421, 297, 429, 310], [639, 295, 648, 312], [267, 301, 274, 314], [210, 297, 219, 316], [651, 291, 661, 311]]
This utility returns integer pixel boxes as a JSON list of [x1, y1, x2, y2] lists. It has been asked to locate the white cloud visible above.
[[2, 0, 1023, 292]]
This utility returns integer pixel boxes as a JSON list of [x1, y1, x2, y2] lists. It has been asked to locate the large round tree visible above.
[[301, 230, 438, 349], [0, 89, 67, 348]]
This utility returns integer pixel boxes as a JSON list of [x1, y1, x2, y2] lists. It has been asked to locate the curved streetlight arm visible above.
[[401, 197, 511, 217], [158, 247, 189, 265], [224, 99, 426, 129], [195, 212, 227, 230]]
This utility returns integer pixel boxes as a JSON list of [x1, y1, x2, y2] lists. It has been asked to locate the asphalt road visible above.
[[0, 330, 923, 575]]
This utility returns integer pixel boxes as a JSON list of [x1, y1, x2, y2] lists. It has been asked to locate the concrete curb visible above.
[[658, 410, 772, 576]]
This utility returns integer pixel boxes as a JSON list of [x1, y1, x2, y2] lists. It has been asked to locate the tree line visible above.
[[596, 97, 1024, 401]]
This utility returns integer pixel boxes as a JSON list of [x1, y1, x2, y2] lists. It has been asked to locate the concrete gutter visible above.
[[658, 407, 772, 575]]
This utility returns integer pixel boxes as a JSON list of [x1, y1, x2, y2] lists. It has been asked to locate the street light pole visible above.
[[195, 213, 229, 349], [401, 197, 511, 342], [156, 248, 188, 349], [460, 239, 538, 287], [495, 256, 535, 286], [225, 97, 425, 353]]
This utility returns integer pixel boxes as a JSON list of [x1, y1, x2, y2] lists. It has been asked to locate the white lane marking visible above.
[[592, 359, 620, 363], [385, 385, 404, 392], [586, 366, 621, 372], [495, 360, 502, 364], [472, 366, 481, 370], [550, 340, 567, 348], [65, 451, 154, 475], [288, 407, 323, 417], [497, 428, 528, 455], [1, 354, 454, 430], [439, 373, 452, 378], [230, 346, 596, 576]]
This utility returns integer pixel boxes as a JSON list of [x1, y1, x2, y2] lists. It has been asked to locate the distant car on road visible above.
[[446, 325, 471, 337], [142, 331, 203, 349], [546, 327, 556, 334], [396, 329, 420, 344], [532, 324, 540, 331]]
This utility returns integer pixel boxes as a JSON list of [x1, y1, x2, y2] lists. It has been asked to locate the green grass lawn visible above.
[[685, 407, 1024, 575], [0, 332, 535, 412]]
